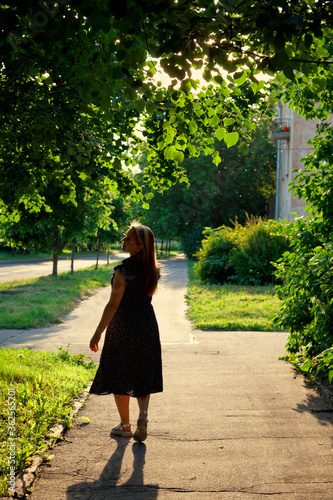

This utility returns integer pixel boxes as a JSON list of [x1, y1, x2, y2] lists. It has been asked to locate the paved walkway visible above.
[[2, 256, 333, 499]]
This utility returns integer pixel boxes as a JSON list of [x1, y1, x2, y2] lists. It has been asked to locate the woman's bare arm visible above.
[[89, 269, 126, 352]]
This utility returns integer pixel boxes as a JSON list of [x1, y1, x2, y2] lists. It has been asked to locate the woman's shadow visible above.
[[67, 436, 159, 499]]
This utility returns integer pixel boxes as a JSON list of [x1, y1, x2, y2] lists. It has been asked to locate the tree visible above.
[[139, 114, 276, 255], [1, 0, 333, 221], [2, 173, 113, 274]]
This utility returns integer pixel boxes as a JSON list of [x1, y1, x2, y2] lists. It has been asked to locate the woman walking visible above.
[[89, 222, 162, 442]]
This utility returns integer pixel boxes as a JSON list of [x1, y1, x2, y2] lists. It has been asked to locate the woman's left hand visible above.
[[90, 333, 100, 352]]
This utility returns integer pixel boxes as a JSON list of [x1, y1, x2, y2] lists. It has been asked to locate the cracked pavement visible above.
[[2, 256, 332, 499]]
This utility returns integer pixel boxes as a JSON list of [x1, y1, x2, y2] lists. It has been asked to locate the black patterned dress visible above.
[[90, 255, 163, 397]]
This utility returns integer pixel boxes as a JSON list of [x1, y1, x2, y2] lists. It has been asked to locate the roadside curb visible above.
[[13, 383, 92, 499]]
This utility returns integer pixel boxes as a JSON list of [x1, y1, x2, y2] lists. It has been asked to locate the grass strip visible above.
[[0, 346, 97, 497], [0, 247, 122, 262], [186, 261, 283, 331], [0, 264, 116, 329], [0, 251, 52, 261]]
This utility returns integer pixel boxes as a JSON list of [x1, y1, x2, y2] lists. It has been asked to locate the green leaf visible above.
[[189, 119, 198, 134], [233, 71, 247, 86], [251, 82, 258, 93], [155, 92, 165, 103], [181, 79, 192, 93], [215, 127, 225, 141], [213, 75, 223, 85], [133, 99, 146, 112], [174, 151, 184, 163], [164, 145, 176, 160], [310, 77, 326, 94], [224, 132, 239, 148], [60, 194, 70, 203], [299, 360, 312, 372], [329, 370, 333, 384], [239, 143, 249, 155], [275, 73, 287, 84], [244, 119, 253, 131], [283, 63, 295, 82], [187, 143, 196, 156], [146, 101, 156, 114], [223, 118, 235, 127], [164, 132, 175, 146], [209, 114, 220, 127], [212, 153, 221, 166]]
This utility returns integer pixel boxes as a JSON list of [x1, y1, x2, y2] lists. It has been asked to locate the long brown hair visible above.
[[130, 222, 160, 295]]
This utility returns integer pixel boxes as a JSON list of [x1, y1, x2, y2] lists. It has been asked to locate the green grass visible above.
[[186, 261, 284, 331], [0, 250, 52, 261], [0, 346, 97, 497], [0, 264, 116, 329]]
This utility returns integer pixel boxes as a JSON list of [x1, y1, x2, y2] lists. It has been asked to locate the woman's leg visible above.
[[114, 394, 130, 427], [136, 394, 150, 417], [134, 394, 150, 442]]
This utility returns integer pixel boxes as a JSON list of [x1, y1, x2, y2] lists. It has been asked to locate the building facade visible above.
[[272, 102, 323, 220]]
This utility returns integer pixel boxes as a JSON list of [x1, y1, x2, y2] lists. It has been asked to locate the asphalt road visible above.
[[0, 253, 124, 283]]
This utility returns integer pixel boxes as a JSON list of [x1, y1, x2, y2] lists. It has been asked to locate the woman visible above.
[[89, 222, 162, 442]]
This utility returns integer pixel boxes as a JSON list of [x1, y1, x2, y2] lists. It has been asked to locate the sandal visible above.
[[133, 411, 148, 442], [111, 423, 133, 437]]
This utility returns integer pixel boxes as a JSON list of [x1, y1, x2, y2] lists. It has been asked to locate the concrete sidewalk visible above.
[[3, 256, 333, 499]]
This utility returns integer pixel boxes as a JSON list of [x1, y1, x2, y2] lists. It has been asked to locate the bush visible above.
[[193, 226, 236, 282], [194, 216, 290, 285], [273, 217, 333, 357]]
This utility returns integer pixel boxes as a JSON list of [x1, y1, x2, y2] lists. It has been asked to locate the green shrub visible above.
[[272, 123, 333, 384], [192, 226, 235, 282], [194, 216, 289, 285], [228, 219, 290, 285], [273, 217, 333, 357], [288, 347, 333, 385]]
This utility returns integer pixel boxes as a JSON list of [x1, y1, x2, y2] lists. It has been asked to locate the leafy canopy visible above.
[[1, 0, 333, 218]]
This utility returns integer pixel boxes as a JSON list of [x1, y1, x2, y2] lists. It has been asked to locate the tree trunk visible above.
[[52, 254, 58, 276], [71, 243, 75, 274], [95, 238, 100, 270], [52, 228, 61, 276], [107, 243, 110, 265]]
